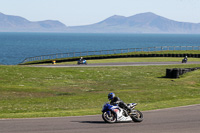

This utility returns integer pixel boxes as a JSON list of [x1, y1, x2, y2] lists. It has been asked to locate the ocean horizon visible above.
[[0, 32, 200, 65]]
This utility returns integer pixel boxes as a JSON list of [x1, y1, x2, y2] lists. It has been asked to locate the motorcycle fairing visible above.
[[113, 107, 132, 122], [102, 103, 132, 122]]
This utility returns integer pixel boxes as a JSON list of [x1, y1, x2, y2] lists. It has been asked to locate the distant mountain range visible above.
[[1, 12, 200, 33], [0, 12, 67, 32]]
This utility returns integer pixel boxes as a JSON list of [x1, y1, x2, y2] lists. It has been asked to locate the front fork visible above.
[[106, 110, 112, 117], [130, 109, 138, 116]]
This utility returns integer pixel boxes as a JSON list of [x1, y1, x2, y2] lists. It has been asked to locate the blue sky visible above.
[[0, 0, 200, 26]]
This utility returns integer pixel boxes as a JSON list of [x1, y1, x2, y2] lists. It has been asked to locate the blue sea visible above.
[[0, 32, 200, 65]]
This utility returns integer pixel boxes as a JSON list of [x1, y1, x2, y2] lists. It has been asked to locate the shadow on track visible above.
[[72, 120, 135, 124], [80, 121, 106, 124], [71, 121, 106, 124]]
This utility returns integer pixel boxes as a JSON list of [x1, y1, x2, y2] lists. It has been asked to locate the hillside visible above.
[[0, 12, 67, 32], [67, 12, 200, 33]]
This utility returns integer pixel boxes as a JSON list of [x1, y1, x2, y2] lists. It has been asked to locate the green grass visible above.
[[0, 63, 200, 118]]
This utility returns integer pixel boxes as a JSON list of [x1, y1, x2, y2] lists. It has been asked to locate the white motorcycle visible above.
[[102, 102, 143, 123]]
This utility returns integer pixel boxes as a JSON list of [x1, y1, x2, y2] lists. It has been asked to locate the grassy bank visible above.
[[0, 64, 200, 118]]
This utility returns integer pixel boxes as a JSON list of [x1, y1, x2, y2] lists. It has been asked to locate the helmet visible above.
[[108, 93, 115, 100]]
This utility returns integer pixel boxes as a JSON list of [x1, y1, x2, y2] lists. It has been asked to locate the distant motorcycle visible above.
[[102, 102, 143, 123], [77, 59, 87, 65], [182, 58, 187, 63]]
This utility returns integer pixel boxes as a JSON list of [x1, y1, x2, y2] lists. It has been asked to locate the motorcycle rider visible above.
[[108, 92, 133, 114], [80, 57, 83, 61], [182, 56, 188, 63], [184, 56, 188, 60]]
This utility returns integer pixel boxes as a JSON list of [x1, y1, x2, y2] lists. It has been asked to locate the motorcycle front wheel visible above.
[[102, 111, 117, 123], [131, 110, 143, 122]]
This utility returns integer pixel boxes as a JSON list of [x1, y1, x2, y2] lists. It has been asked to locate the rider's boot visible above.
[[127, 107, 136, 115], [123, 110, 129, 117]]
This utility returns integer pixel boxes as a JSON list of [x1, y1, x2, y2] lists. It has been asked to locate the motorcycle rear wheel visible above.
[[131, 110, 143, 122], [102, 112, 117, 123]]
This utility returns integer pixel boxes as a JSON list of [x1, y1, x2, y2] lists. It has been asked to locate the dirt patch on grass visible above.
[[186, 81, 196, 85]]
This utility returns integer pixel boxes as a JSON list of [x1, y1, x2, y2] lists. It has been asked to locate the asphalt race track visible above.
[[33, 61, 200, 67], [1, 104, 200, 133]]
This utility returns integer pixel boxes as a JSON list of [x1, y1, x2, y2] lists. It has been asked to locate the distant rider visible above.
[[108, 92, 133, 114], [80, 57, 83, 61], [184, 56, 188, 60], [183, 56, 188, 63]]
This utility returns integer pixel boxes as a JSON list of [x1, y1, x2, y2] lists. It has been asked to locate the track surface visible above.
[[1, 104, 200, 133], [33, 61, 200, 67]]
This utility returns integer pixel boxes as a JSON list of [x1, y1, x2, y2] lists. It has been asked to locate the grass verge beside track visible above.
[[0, 63, 200, 118]]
